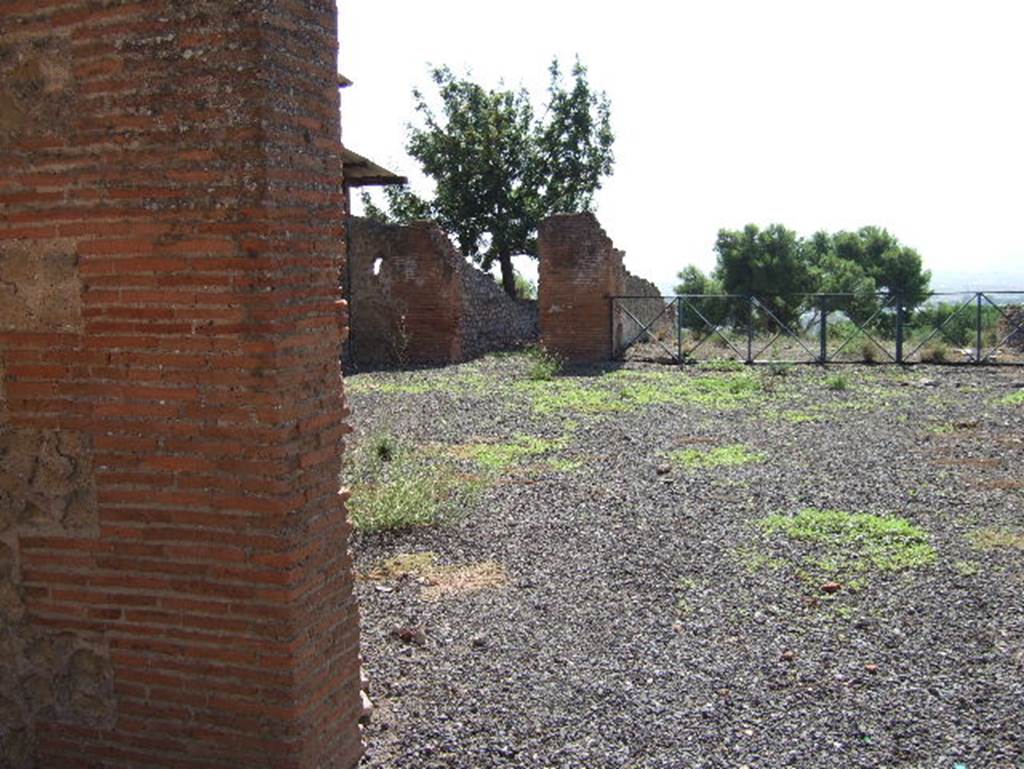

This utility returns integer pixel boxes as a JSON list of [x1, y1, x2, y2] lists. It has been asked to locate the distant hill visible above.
[[929, 269, 1024, 294]]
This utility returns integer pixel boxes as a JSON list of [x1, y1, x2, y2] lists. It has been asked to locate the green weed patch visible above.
[[517, 370, 762, 415], [667, 444, 765, 469], [1001, 389, 1024, 406], [453, 434, 568, 471], [758, 508, 937, 581]]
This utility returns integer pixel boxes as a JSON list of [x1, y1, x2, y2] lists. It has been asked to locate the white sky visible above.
[[339, 0, 1024, 294]]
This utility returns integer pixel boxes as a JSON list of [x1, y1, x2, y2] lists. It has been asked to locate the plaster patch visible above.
[[0, 239, 82, 333]]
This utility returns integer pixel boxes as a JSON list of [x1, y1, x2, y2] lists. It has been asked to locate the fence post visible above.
[[818, 296, 828, 364], [895, 293, 904, 364], [746, 296, 754, 364], [976, 292, 983, 364], [609, 297, 616, 360], [676, 297, 683, 364]]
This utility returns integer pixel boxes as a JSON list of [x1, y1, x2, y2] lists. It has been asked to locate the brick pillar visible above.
[[0, 3, 362, 768], [538, 213, 625, 363]]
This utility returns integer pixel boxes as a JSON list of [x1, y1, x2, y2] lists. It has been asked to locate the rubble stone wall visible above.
[[1001, 306, 1024, 349], [618, 271, 676, 349], [0, 3, 362, 767], [458, 262, 538, 361]]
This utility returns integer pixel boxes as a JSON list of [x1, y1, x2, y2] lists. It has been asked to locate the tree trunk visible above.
[[499, 253, 517, 298]]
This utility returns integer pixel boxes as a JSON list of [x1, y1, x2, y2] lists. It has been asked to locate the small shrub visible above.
[[825, 373, 849, 391], [371, 434, 397, 463], [525, 346, 563, 381], [514, 270, 537, 300], [767, 362, 792, 377], [346, 433, 475, 533], [919, 341, 949, 363], [348, 467, 455, 532], [910, 301, 1002, 347]]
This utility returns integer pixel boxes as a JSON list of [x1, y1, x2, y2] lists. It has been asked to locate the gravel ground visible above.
[[344, 356, 1024, 769]]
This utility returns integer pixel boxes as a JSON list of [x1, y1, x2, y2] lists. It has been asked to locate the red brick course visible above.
[[538, 213, 625, 363], [1, 2, 362, 767], [346, 218, 464, 365]]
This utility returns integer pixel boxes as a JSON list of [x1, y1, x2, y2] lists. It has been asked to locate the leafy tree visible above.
[[805, 231, 879, 321], [807, 227, 931, 325], [673, 265, 728, 331], [828, 227, 931, 308], [713, 224, 814, 328], [361, 59, 614, 296], [674, 265, 718, 296]]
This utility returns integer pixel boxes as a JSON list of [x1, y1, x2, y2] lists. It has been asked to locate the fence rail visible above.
[[611, 291, 1024, 366]]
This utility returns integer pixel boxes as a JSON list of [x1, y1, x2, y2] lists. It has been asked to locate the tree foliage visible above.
[[673, 265, 728, 330], [675, 224, 931, 329], [714, 224, 815, 327], [361, 59, 614, 296]]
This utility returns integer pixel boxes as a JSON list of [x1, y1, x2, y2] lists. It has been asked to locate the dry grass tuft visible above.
[[365, 552, 439, 580], [420, 561, 507, 601], [972, 478, 1024, 493], [365, 552, 508, 600], [935, 456, 1002, 470], [970, 528, 1024, 551]]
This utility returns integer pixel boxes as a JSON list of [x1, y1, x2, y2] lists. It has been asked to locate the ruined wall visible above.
[[1000, 306, 1024, 349], [458, 265, 538, 361], [538, 213, 625, 363], [347, 218, 463, 366], [0, 3, 362, 768], [346, 217, 537, 366], [618, 271, 676, 349]]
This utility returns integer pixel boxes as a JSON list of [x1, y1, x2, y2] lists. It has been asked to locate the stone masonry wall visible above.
[[346, 217, 537, 366], [618, 271, 676, 349], [1001, 306, 1024, 349], [0, 3, 362, 768], [458, 263, 538, 362], [538, 213, 625, 363]]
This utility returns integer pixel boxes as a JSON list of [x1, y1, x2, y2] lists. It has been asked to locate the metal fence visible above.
[[611, 291, 1024, 365]]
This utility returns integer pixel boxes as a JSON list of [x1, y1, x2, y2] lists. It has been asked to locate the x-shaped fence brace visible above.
[[616, 297, 684, 363], [982, 294, 1024, 362], [826, 294, 899, 363], [676, 296, 746, 361], [749, 298, 820, 363], [903, 294, 979, 362]]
